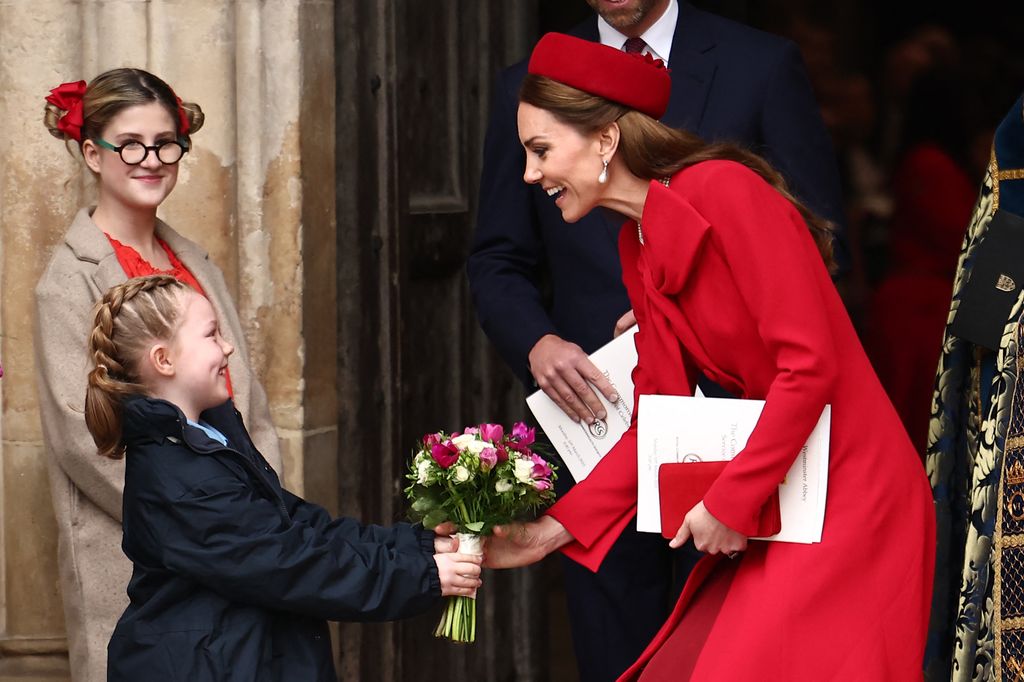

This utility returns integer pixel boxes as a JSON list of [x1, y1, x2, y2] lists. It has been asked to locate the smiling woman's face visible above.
[[518, 102, 605, 224], [83, 101, 180, 212]]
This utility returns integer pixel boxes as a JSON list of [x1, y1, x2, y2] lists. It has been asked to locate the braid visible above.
[[84, 275, 190, 459]]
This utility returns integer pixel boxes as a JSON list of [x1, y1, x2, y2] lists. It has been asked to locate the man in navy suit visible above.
[[467, 1, 846, 679]]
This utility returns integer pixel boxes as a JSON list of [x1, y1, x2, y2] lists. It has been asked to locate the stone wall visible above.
[[0, 1, 336, 678]]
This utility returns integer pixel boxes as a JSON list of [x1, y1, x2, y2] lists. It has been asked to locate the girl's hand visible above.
[[432, 522, 459, 553], [484, 516, 572, 568], [669, 501, 747, 556], [433, 552, 483, 597]]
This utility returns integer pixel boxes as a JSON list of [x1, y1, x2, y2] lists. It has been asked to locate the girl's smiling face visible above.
[[164, 292, 233, 419], [83, 101, 180, 211], [518, 102, 606, 223]]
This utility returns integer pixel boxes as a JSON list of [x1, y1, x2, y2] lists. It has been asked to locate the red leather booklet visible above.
[[657, 461, 782, 539]]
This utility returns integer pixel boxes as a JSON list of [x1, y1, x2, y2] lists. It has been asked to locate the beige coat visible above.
[[34, 208, 282, 682]]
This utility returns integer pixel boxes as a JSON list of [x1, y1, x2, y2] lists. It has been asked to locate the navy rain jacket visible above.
[[107, 396, 440, 681]]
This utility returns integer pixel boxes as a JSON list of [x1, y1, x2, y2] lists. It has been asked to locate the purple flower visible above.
[[530, 453, 553, 479], [511, 421, 535, 448], [431, 441, 459, 469], [534, 479, 552, 491], [479, 447, 498, 472], [479, 423, 504, 444]]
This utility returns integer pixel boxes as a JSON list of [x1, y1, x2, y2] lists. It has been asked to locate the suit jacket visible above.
[[467, 2, 846, 386], [33, 207, 282, 682], [547, 162, 933, 679]]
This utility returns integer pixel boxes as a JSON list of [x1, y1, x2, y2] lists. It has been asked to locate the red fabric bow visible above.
[[46, 80, 87, 141], [175, 96, 190, 136]]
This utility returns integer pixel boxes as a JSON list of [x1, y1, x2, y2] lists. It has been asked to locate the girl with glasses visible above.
[[35, 68, 277, 682]]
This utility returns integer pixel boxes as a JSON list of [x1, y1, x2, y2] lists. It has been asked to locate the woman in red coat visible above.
[[485, 33, 935, 680]]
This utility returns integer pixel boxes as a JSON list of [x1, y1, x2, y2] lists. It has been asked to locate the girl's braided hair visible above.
[[84, 275, 192, 458]]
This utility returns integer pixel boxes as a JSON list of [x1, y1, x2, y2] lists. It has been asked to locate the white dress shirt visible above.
[[596, 0, 678, 65]]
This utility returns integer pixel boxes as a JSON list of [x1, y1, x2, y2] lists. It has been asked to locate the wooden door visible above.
[[334, 2, 555, 680]]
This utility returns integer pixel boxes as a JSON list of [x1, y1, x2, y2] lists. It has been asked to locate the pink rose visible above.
[[431, 441, 459, 469], [462, 426, 479, 436], [534, 479, 552, 491], [479, 423, 504, 443], [422, 432, 441, 449], [480, 447, 498, 471]]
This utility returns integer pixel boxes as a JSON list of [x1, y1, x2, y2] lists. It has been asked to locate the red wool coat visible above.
[[547, 161, 935, 681]]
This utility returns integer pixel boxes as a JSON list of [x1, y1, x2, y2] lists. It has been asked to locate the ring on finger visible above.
[[726, 551, 739, 560]]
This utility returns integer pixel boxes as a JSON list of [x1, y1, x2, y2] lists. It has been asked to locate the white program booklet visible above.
[[636, 395, 830, 544], [526, 326, 639, 483]]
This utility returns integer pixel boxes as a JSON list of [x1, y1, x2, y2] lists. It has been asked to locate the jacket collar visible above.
[[663, 1, 716, 131], [63, 207, 212, 295], [122, 394, 242, 453], [635, 176, 712, 294]]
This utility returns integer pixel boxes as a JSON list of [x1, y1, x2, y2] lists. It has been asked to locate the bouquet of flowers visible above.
[[405, 421, 557, 643]]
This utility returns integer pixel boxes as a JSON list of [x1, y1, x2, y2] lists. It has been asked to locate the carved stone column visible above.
[[0, 1, 335, 678]]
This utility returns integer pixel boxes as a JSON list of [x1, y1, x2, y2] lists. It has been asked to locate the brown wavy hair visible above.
[[44, 67, 205, 149], [519, 74, 836, 273], [84, 275, 192, 459]]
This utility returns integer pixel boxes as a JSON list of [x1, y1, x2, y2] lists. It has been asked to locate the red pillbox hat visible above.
[[527, 32, 671, 119]]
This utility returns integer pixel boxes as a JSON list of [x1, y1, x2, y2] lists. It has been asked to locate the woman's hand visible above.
[[484, 516, 573, 568], [669, 501, 747, 556], [613, 308, 636, 337], [433, 552, 483, 597]]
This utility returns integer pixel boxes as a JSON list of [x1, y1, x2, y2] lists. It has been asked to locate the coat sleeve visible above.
[[146, 477, 441, 622], [280, 488, 416, 547], [545, 306, 698, 571], [757, 41, 850, 274], [466, 65, 558, 385], [694, 163, 838, 536], [34, 264, 125, 521]]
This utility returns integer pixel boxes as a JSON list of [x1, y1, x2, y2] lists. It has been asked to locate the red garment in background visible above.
[[547, 162, 934, 680], [106, 234, 234, 397], [865, 144, 977, 456]]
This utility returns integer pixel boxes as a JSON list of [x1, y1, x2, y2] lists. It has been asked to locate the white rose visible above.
[[453, 465, 472, 483], [495, 478, 513, 493], [451, 433, 477, 450], [513, 458, 534, 484], [466, 439, 488, 455], [416, 460, 433, 485]]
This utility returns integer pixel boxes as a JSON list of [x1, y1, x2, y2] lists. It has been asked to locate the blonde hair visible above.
[[44, 68, 205, 149], [84, 275, 193, 459], [519, 75, 837, 273]]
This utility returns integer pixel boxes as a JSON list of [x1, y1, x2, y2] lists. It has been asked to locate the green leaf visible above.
[[422, 508, 449, 529], [463, 521, 484, 532], [411, 496, 437, 513]]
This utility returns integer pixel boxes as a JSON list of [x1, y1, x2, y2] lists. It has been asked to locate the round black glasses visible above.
[[93, 138, 189, 165]]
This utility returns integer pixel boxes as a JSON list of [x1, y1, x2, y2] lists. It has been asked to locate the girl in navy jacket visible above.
[[83, 275, 482, 681]]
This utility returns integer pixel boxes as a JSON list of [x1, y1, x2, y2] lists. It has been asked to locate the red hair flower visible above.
[[45, 80, 87, 142], [174, 96, 191, 136]]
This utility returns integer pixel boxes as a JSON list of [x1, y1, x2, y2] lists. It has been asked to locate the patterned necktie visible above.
[[623, 37, 647, 54]]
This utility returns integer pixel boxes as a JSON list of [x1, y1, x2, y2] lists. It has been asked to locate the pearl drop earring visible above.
[[598, 158, 609, 184]]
